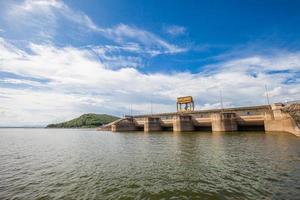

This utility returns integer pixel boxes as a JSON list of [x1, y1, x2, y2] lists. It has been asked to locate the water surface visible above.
[[0, 129, 300, 199]]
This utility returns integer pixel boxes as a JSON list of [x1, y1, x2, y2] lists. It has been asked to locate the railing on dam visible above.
[[130, 104, 270, 118]]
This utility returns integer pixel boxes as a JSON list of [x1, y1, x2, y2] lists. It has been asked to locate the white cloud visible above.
[[90, 45, 144, 69], [1, 1, 300, 126], [0, 37, 300, 126], [10, 0, 95, 29], [100, 24, 186, 55], [164, 25, 186, 36], [0, 78, 44, 87], [7, 0, 185, 55]]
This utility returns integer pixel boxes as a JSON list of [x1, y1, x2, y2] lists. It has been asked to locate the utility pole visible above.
[[265, 85, 270, 105], [149, 94, 154, 115], [220, 90, 224, 111]]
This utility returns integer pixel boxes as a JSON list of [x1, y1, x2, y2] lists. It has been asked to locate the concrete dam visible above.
[[98, 100, 300, 137]]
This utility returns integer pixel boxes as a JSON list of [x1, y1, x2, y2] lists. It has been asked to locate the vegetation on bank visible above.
[[46, 113, 119, 128]]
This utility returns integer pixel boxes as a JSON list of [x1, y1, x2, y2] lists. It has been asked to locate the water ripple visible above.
[[0, 129, 300, 199]]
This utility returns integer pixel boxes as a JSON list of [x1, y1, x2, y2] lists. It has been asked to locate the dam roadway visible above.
[[98, 103, 300, 137]]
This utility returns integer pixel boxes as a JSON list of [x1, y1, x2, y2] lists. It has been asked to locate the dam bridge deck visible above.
[[98, 103, 300, 137]]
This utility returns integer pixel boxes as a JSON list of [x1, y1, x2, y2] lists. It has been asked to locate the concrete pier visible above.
[[111, 118, 138, 132], [211, 113, 237, 132], [98, 103, 300, 137], [264, 103, 300, 136], [173, 115, 194, 132], [144, 117, 162, 132]]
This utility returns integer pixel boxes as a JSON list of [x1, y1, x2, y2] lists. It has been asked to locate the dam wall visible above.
[[97, 103, 300, 137]]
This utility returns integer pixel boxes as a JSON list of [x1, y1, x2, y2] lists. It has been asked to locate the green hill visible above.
[[46, 113, 120, 128]]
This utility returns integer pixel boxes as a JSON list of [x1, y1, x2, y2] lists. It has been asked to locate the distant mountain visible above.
[[46, 113, 120, 128]]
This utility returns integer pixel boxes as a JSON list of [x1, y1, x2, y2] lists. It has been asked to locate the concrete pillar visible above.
[[173, 115, 194, 132], [263, 103, 300, 136], [264, 103, 284, 132], [111, 118, 138, 132], [211, 112, 237, 132], [144, 117, 162, 132]]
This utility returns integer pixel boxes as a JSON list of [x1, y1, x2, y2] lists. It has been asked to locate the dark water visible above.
[[0, 129, 300, 200]]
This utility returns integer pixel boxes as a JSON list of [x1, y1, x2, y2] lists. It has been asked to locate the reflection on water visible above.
[[0, 129, 300, 199]]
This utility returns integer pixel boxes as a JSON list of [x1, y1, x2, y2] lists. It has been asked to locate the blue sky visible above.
[[0, 0, 300, 126]]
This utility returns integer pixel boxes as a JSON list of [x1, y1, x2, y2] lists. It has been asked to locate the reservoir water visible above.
[[0, 129, 300, 200]]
